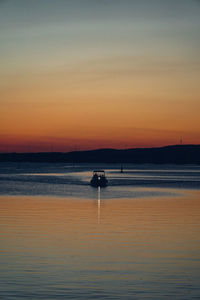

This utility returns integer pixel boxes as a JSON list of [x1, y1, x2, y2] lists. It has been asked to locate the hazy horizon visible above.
[[1, 143, 200, 154]]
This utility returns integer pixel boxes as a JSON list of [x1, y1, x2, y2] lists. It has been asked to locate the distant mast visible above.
[[180, 136, 183, 145]]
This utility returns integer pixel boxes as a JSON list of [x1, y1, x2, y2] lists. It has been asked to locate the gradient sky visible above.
[[0, 0, 200, 152]]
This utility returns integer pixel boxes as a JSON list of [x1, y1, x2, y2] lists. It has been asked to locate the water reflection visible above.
[[98, 186, 101, 224], [0, 191, 200, 299]]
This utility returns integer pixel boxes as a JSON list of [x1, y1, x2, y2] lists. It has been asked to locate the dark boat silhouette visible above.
[[90, 170, 108, 187]]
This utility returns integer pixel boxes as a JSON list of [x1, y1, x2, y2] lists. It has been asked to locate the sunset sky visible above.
[[0, 0, 200, 152]]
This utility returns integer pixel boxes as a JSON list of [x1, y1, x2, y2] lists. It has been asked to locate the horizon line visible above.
[[0, 143, 199, 154]]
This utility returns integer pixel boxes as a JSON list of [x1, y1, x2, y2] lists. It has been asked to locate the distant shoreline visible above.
[[0, 145, 200, 164]]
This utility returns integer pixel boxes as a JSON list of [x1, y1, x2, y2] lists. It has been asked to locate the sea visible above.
[[0, 162, 200, 299]]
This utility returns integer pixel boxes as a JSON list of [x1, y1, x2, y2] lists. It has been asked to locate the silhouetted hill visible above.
[[0, 145, 200, 164]]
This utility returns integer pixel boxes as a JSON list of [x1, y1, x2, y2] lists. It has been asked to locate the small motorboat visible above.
[[90, 170, 108, 187]]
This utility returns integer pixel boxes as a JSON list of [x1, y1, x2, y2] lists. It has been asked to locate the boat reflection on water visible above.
[[90, 170, 108, 187], [98, 186, 101, 224]]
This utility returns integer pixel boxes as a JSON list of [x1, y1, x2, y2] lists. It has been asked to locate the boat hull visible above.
[[90, 178, 108, 187]]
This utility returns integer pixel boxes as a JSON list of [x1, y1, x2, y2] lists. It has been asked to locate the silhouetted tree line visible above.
[[0, 145, 200, 164]]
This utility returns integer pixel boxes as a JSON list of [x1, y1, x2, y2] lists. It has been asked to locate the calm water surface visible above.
[[0, 163, 200, 299]]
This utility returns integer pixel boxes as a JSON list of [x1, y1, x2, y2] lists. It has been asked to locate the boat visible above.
[[90, 170, 108, 187]]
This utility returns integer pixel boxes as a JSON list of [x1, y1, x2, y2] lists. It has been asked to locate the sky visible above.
[[0, 0, 200, 152]]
